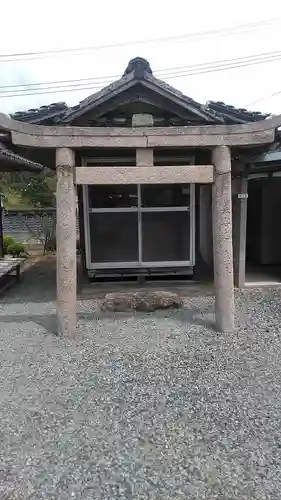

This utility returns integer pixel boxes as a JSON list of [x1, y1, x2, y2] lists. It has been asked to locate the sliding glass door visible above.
[[140, 184, 192, 265], [83, 183, 195, 269]]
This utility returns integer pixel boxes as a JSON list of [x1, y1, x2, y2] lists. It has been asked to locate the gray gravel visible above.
[[1, 263, 281, 499]]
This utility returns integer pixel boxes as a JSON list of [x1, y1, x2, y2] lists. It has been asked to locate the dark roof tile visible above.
[[207, 100, 269, 123], [11, 102, 68, 123], [0, 147, 43, 171]]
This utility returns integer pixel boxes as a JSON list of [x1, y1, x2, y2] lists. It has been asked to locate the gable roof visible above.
[[11, 57, 270, 126], [58, 58, 224, 125]]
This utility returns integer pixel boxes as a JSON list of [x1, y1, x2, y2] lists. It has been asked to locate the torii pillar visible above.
[[212, 145, 235, 332], [56, 148, 77, 337]]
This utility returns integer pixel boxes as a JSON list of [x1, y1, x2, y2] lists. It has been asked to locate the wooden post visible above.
[[76, 184, 86, 288], [212, 145, 235, 332], [232, 175, 248, 288], [56, 148, 77, 337]]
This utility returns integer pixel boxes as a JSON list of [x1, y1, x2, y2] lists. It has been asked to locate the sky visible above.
[[0, 0, 281, 115]]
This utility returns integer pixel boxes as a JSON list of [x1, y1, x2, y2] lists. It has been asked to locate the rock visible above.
[[135, 291, 183, 311], [101, 292, 137, 312], [101, 290, 183, 312]]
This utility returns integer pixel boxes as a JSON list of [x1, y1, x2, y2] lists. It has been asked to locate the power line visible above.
[[1, 50, 281, 99], [1, 48, 281, 92], [0, 19, 275, 62], [245, 90, 281, 107], [0, 74, 116, 90], [2, 55, 281, 98], [0, 64, 200, 91]]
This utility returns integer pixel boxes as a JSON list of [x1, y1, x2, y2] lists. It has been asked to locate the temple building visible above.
[[1, 56, 281, 336]]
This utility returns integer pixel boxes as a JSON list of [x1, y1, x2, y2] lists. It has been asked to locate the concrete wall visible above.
[[3, 211, 55, 244], [3, 209, 79, 244]]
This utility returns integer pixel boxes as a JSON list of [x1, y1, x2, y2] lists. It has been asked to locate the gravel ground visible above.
[[1, 262, 281, 499]]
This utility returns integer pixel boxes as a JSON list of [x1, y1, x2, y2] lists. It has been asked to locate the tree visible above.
[[0, 169, 56, 208], [22, 170, 56, 208]]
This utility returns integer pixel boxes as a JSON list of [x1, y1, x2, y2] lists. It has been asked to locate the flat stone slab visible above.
[[0, 258, 22, 278], [101, 290, 183, 312]]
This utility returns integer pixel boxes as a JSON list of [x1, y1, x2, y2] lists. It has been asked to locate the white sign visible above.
[[237, 193, 248, 199]]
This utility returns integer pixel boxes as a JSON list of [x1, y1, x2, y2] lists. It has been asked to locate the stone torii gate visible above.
[[1, 112, 280, 337]]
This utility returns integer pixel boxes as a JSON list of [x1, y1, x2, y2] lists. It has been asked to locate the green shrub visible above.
[[6, 241, 28, 258], [3, 235, 16, 254]]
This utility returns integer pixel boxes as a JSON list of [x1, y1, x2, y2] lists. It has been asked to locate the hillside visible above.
[[0, 171, 56, 209]]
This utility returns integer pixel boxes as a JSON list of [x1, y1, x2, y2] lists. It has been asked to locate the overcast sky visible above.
[[0, 0, 281, 115]]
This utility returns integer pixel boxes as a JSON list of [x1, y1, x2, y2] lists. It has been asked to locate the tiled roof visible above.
[[58, 71, 137, 124], [58, 60, 225, 124], [11, 57, 269, 125], [143, 72, 224, 123], [207, 101, 269, 123], [0, 147, 43, 171], [12, 102, 68, 123]]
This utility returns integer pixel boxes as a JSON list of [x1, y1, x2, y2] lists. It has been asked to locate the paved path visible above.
[[1, 262, 281, 498]]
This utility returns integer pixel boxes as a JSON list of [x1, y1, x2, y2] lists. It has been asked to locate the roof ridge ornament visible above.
[[123, 57, 153, 78]]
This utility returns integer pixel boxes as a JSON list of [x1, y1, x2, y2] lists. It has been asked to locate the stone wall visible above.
[[3, 209, 79, 243]]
